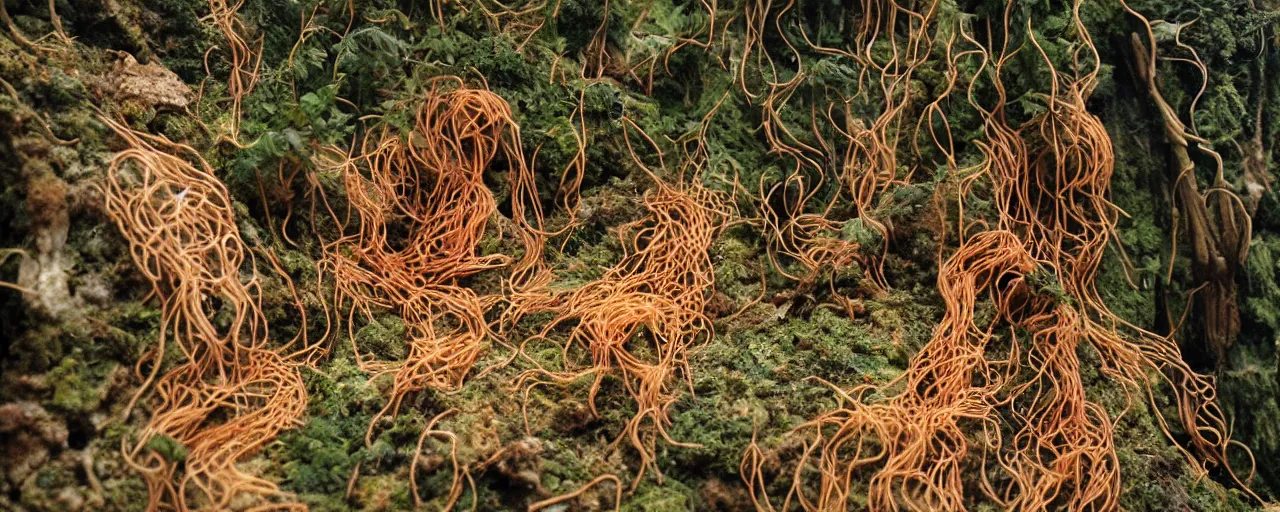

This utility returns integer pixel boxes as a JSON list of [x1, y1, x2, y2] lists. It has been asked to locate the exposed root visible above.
[[1123, 6, 1252, 367]]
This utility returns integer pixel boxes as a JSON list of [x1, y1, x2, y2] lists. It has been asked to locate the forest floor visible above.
[[2, 0, 1280, 511]]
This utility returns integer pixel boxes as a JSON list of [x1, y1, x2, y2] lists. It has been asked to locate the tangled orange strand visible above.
[[515, 117, 732, 490], [318, 77, 548, 506], [202, 0, 262, 143], [744, 0, 1258, 509], [100, 117, 314, 511], [750, 0, 944, 288]]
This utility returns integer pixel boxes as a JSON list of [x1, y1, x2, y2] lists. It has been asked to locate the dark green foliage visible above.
[[276, 361, 384, 497]]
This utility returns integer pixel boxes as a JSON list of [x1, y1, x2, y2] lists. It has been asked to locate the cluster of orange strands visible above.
[[100, 117, 316, 511], [743, 0, 1257, 510], [740, 0, 940, 288], [99, 0, 1263, 508], [317, 76, 544, 438], [311, 68, 731, 506], [745, 230, 1051, 510], [514, 117, 732, 492], [201, 0, 262, 143], [316, 76, 556, 508]]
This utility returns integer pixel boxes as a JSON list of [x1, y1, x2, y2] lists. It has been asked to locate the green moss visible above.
[[119, 99, 157, 129], [624, 480, 694, 512], [275, 359, 384, 498], [351, 316, 408, 362], [46, 358, 103, 413], [8, 325, 65, 373], [1244, 234, 1280, 332], [663, 395, 756, 476], [145, 434, 188, 463], [349, 474, 413, 511], [1217, 344, 1280, 498]]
